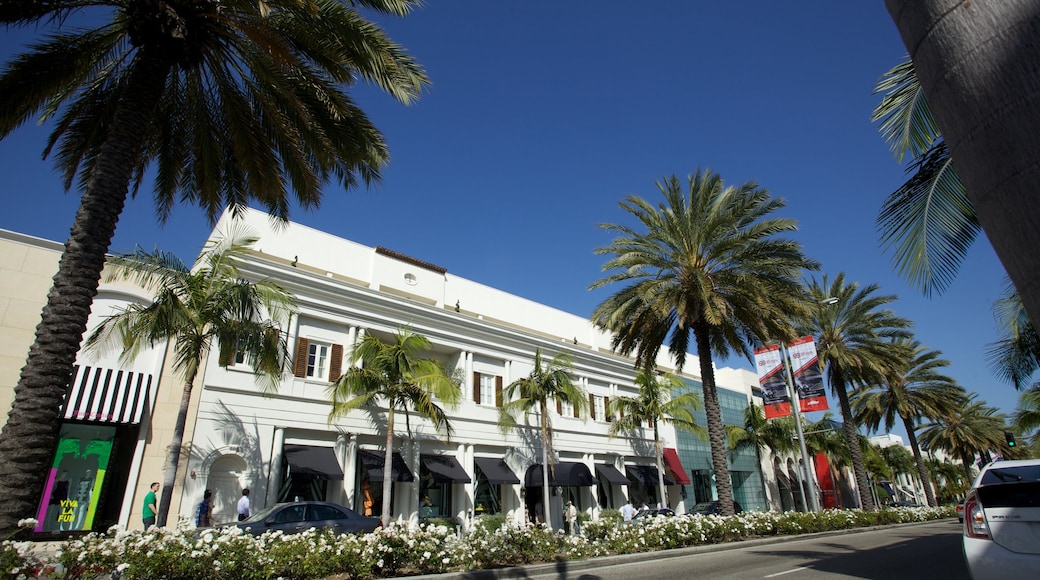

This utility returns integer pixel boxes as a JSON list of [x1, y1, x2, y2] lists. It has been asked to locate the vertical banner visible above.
[[787, 336, 829, 413], [754, 344, 791, 419], [35, 424, 115, 532]]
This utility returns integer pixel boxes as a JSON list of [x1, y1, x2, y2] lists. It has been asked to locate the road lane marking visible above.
[[764, 566, 812, 577]]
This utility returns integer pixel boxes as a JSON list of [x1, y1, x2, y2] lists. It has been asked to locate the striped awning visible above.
[[63, 365, 152, 424]]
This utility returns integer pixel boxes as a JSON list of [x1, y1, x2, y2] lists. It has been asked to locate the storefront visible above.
[[473, 457, 520, 515]]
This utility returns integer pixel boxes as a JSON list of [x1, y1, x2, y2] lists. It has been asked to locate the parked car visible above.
[[226, 501, 381, 537], [632, 507, 676, 521], [690, 500, 743, 515], [962, 459, 1040, 580], [956, 500, 965, 523], [886, 500, 923, 508]]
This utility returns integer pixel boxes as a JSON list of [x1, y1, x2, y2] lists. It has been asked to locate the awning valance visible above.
[[595, 463, 630, 486], [626, 464, 674, 487], [475, 457, 520, 485], [524, 462, 596, 487], [63, 365, 151, 424], [663, 448, 691, 485], [284, 445, 344, 480], [421, 454, 471, 484], [358, 450, 415, 482]]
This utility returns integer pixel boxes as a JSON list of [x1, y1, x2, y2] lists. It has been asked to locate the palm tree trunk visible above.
[[832, 367, 875, 510], [540, 402, 551, 529], [0, 50, 171, 533], [382, 407, 396, 527], [653, 422, 666, 509], [887, 0, 1040, 327], [156, 373, 197, 527], [901, 415, 936, 507], [694, 324, 735, 516]]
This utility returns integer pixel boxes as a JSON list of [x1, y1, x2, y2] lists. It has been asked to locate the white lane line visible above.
[[764, 566, 812, 578]]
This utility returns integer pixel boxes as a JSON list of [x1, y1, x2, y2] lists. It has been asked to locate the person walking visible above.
[[196, 489, 213, 527], [142, 482, 159, 529], [237, 488, 250, 521], [565, 500, 578, 535], [621, 499, 635, 524]]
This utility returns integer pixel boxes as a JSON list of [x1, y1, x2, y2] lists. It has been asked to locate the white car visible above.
[[962, 459, 1040, 580]]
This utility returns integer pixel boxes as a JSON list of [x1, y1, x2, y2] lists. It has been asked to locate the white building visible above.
[[173, 208, 764, 529]]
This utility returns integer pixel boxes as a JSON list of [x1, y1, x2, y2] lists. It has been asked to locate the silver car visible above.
[[962, 459, 1040, 580]]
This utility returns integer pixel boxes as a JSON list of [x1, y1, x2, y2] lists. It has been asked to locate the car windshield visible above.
[[240, 503, 282, 524]]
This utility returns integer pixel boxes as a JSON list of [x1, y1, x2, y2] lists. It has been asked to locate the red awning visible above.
[[662, 448, 691, 485]]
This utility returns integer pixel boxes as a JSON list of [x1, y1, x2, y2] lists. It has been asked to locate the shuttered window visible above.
[[293, 337, 341, 382]]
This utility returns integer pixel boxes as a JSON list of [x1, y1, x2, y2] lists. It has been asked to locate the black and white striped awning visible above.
[[63, 365, 152, 424]]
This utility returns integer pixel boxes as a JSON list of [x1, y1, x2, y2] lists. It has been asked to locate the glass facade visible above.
[[674, 378, 767, 512]]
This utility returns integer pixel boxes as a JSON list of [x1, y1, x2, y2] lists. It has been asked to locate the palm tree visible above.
[[0, 0, 428, 531], [803, 274, 912, 510], [1013, 388, 1040, 446], [986, 279, 1040, 390], [886, 2, 1040, 326], [851, 338, 964, 507], [498, 349, 588, 529], [608, 367, 704, 509], [590, 169, 819, 516], [82, 227, 297, 526], [918, 394, 1007, 482], [328, 327, 461, 528], [726, 403, 795, 510]]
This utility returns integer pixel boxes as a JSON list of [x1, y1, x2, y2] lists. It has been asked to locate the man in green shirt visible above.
[[142, 482, 159, 528]]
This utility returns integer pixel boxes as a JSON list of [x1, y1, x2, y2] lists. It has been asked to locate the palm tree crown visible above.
[[803, 273, 912, 511], [328, 326, 461, 527], [84, 226, 297, 526], [590, 169, 819, 516], [608, 368, 704, 508], [918, 394, 1008, 482], [851, 338, 963, 507], [0, 0, 428, 531], [499, 349, 588, 529]]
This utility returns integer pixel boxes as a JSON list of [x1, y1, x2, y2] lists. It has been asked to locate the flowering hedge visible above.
[[3, 506, 953, 579]]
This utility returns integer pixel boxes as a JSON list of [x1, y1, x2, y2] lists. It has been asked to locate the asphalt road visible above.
[[422, 519, 969, 580]]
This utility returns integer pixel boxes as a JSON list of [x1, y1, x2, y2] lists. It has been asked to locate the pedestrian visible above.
[[565, 500, 578, 535], [237, 488, 250, 521], [196, 489, 213, 527], [534, 501, 543, 524], [621, 499, 635, 524], [142, 482, 159, 528]]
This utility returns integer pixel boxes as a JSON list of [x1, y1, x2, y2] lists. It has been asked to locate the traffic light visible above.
[[1005, 431, 1017, 448]]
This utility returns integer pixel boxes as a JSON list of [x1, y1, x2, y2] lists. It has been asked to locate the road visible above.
[[492, 520, 969, 580]]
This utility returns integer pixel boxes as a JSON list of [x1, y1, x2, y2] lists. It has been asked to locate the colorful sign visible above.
[[35, 424, 114, 532], [754, 344, 791, 419], [787, 336, 829, 413]]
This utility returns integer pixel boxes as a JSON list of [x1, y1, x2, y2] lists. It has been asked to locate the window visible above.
[[560, 400, 573, 417], [594, 395, 606, 422], [293, 338, 343, 381], [480, 374, 496, 406], [307, 342, 329, 379], [473, 372, 503, 407]]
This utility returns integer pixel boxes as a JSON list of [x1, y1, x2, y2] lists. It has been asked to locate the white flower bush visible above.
[[2, 506, 952, 579]]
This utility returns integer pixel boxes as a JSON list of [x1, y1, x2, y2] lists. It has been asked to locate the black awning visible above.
[[474, 457, 520, 485], [626, 465, 674, 487], [284, 445, 344, 480], [524, 461, 596, 487], [358, 450, 415, 482], [595, 463, 630, 486], [421, 454, 472, 484]]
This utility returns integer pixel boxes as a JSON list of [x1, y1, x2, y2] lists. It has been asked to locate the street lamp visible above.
[[781, 342, 820, 513]]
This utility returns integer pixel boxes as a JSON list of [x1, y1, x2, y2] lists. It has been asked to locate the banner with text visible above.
[[754, 344, 791, 419], [787, 336, 829, 413]]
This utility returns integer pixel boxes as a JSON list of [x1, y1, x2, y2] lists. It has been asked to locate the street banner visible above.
[[754, 344, 791, 419], [787, 336, 830, 413]]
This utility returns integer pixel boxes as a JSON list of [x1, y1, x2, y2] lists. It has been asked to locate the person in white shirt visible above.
[[237, 488, 250, 521], [565, 500, 578, 535], [620, 499, 635, 524]]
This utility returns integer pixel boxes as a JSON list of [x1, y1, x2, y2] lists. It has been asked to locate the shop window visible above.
[[35, 424, 116, 533]]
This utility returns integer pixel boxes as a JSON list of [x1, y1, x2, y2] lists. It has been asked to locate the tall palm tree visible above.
[[590, 169, 819, 516], [986, 279, 1040, 390], [328, 327, 461, 528], [0, 0, 428, 531], [886, 1, 1040, 326], [608, 367, 704, 509], [803, 274, 912, 510], [82, 227, 297, 526], [1013, 388, 1040, 447], [851, 338, 964, 507], [918, 394, 1007, 482], [498, 349, 588, 529]]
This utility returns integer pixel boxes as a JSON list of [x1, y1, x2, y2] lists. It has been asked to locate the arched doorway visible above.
[[207, 454, 247, 525]]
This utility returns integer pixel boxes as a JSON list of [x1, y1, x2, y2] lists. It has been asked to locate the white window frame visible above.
[[593, 395, 606, 423], [560, 399, 574, 417], [306, 341, 331, 380], [479, 374, 496, 407]]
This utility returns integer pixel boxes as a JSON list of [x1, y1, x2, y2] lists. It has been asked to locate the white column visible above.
[[266, 427, 285, 507]]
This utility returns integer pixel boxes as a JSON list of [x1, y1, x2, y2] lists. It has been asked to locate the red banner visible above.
[[754, 345, 791, 419], [787, 336, 829, 413]]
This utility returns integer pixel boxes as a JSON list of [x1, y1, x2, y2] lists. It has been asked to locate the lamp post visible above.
[[781, 342, 821, 513]]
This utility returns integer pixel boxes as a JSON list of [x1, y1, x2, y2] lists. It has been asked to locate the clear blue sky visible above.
[[0, 2, 1018, 438]]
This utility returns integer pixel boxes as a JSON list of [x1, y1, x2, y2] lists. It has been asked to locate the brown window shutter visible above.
[[473, 372, 481, 404], [293, 338, 310, 378], [604, 396, 610, 421], [495, 377, 503, 408], [573, 401, 579, 418], [329, 343, 343, 382], [589, 394, 596, 420], [556, 398, 563, 415], [218, 341, 234, 367]]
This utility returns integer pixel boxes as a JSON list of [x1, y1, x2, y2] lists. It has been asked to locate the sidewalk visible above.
[[392, 520, 950, 580]]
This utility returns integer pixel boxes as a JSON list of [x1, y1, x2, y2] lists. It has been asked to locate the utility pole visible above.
[[781, 343, 821, 513]]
